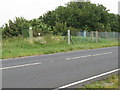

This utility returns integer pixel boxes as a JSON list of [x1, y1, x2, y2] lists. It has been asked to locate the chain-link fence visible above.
[[69, 30, 119, 44], [21, 27, 119, 44]]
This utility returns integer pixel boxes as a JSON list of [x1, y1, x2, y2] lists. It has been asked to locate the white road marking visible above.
[[1, 62, 42, 70], [103, 52, 113, 54], [79, 55, 92, 58], [1, 52, 113, 70], [65, 58, 71, 60], [66, 52, 112, 60], [72, 57, 81, 59], [92, 52, 112, 56], [72, 55, 92, 60], [92, 54, 103, 56], [58, 68, 120, 89]]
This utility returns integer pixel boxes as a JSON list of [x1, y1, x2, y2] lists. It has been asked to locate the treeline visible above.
[[1, 1, 120, 38]]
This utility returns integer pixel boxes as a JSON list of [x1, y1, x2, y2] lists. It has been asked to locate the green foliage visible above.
[[30, 18, 53, 36], [2, 17, 30, 38], [2, 17, 53, 38], [2, 1, 120, 38], [53, 22, 68, 35], [42, 1, 120, 32]]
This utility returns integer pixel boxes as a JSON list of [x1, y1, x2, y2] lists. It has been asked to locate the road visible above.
[[2, 47, 118, 88]]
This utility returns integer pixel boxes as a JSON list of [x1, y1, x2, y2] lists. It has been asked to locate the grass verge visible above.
[[2, 36, 118, 59], [84, 74, 119, 88]]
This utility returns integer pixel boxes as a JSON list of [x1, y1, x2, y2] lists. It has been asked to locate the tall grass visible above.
[[2, 36, 118, 59]]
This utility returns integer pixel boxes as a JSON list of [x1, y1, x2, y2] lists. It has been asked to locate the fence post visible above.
[[29, 27, 33, 38], [84, 31, 86, 37], [91, 31, 94, 42], [96, 31, 99, 42], [68, 30, 71, 44]]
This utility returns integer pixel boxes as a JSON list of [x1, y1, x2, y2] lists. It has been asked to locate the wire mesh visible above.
[[70, 31, 119, 43]]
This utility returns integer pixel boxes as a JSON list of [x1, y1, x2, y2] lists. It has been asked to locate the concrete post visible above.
[[91, 31, 94, 42], [29, 27, 33, 38], [84, 31, 86, 37], [96, 31, 99, 42], [68, 30, 71, 44]]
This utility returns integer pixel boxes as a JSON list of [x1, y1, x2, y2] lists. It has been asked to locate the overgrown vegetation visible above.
[[1, 1, 120, 38], [2, 36, 118, 59], [1, 0, 119, 59]]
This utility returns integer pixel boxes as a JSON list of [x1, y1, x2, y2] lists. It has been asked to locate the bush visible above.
[[2, 17, 30, 38]]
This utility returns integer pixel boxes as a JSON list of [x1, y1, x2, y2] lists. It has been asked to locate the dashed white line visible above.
[[1, 52, 113, 70], [72, 57, 80, 59], [92, 54, 103, 56], [72, 55, 92, 60], [1, 62, 42, 70], [65, 58, 71, 60], [80, 55, 92, 58], [103, 52, 113, 54], [65, 52, 112, 60], [92, 52, 112, 56], [58, 68, 120, 89]]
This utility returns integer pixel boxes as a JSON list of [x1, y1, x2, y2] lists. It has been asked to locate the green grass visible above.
[[84, 74, 119, 88], [2, 36, 118, 59]]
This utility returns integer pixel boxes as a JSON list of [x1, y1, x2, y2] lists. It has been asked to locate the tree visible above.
[[2, 17, 29, 38], [2, 1, 120, 38]]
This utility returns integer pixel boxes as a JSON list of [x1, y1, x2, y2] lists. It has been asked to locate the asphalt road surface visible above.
[[2, 47, 118, 88]]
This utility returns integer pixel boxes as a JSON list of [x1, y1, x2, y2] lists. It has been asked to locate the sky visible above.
[[0, 0, 119, 26]]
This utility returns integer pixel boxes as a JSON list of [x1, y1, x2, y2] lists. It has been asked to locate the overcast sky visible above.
[[0, 0, 119, 26]]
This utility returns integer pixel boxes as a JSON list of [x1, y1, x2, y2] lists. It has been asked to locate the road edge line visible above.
[[57, 68, 120, 89]]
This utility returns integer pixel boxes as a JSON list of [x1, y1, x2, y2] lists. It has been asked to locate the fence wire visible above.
[[70, 31, 119, 43]]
